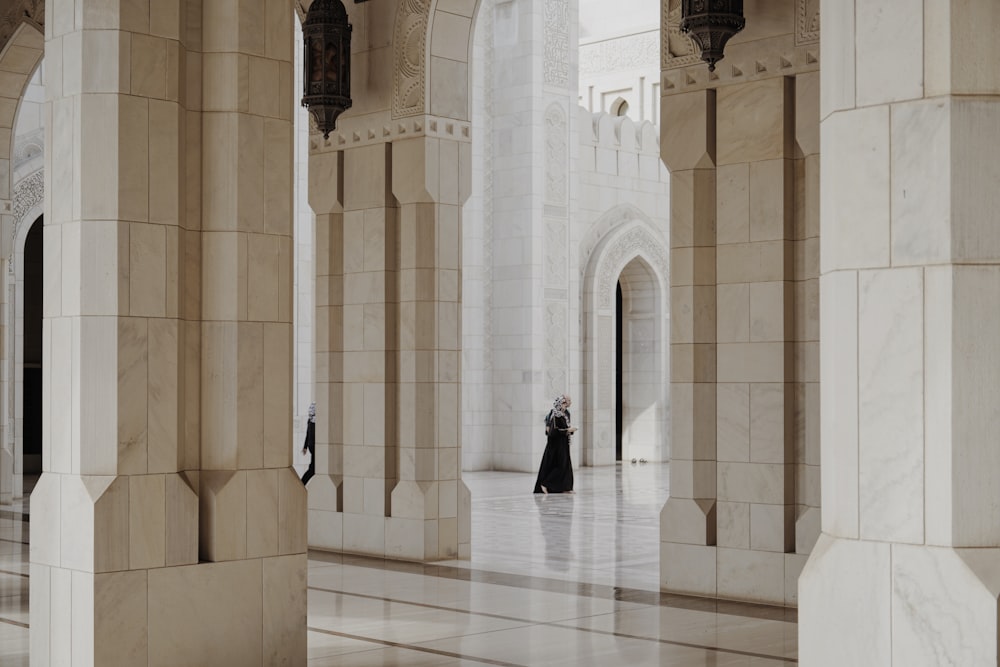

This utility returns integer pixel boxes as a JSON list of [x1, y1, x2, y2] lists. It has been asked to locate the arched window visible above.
[[610, 97, 629, 117]]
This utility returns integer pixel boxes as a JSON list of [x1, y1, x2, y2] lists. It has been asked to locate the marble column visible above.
[[307, 134, 472, 561], [30, 1, 306, 664], [659, 88, 719, 596], [308, 149, 346, 546], [659, 3, 821, 604], [712, 77, 796, 603], [390, 136, 471, 560], [0, 201, 10, 504], [800, 1, 1000, 663]]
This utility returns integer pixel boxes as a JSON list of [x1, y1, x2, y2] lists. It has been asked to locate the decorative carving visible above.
[[597, 226, 669, 309], [544, 304, 567, 398], [597, 316, 612, 406], [13, 127, 43, 172], [543, 0, 569, 87], [580, 31, 658, 77], [662, 3, 700, 71], [0, 0, 43, 56], [797, 0, 820, 45], [580, 203, 661, 275], [393, 0, 430, 118], [544, 104, 567, 206], [10, 168, 42, 263], [545, 218, 567, 288]]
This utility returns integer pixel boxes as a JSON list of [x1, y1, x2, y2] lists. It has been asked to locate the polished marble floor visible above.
[[0, 464, 798, 665]]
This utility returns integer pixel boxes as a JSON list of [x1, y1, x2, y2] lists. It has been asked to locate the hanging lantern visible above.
[[301, 0, 352, 139], [680, 0, 746, 72]]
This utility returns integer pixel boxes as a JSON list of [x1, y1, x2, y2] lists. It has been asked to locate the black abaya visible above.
[[533, 412, 574, 493], [300, 420, 316, 485]]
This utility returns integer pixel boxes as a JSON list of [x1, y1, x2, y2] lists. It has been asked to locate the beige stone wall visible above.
[[28, 2, 306, 664], [306, 1, 473, 560], [659, 0, 820, 606]]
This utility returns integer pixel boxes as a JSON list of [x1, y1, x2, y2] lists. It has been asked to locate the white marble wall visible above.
[[577, 0, 659, 123], [800, 0, 1000, 662], [462, 0, 669, 473]]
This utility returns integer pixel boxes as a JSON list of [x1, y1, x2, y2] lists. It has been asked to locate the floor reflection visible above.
[[1, 463, 800, 666]]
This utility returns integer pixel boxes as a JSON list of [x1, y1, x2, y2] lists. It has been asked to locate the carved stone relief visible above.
[[579, 203, 661, 278], [597, 315, 612, 406], [661, 2, 700, 71], [10, 169, 42, 263], [544, 303, 568, 398], [797, 0, 820, 45], [545, 218, 567, 288], [0, 0, 43, 56], [597, 226, 668, 309], [543, 0, 570, 87], [580, 31, 658, 77], [544, 104, 567, 206], [393, 0, 431, 118]]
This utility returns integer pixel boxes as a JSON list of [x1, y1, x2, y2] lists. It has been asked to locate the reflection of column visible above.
[[30, 2, 305, 662], [659, 89, 718, 596], [802, 2, 1000, 663]]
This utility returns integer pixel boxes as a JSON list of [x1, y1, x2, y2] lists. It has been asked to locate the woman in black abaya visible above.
[[534, 394, 576, 494]]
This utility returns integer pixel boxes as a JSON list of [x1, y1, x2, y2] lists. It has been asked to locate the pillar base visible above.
[[800, 534, 1000, 666], [31, 556, 306, 667]]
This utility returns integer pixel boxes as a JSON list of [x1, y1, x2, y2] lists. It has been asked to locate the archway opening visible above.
[[615, 281, 623, 462], [22, 215, 42, 479], [616, 256, 663, 464]]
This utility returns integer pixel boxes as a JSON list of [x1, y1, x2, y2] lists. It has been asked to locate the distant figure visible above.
[[300, 402, 316, 485], [534, 394, 577, 494]]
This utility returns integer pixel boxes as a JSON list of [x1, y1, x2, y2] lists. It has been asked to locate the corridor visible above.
[[1, 465, 797, 666]]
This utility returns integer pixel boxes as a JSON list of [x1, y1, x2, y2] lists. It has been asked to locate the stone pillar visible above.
[[801, 1, 1000, 663], [659, 89, 719, 596], [0, 201, 10, 504], [790, 70, 821, 601], [390, 136, 471, 560], [713, 77, 796, 603], [340, 142, 398, 554], [30, 1, 306, 664], [307, 133, 472, 561], [659, 1, 821, 605], [308, 149, 345, 547]]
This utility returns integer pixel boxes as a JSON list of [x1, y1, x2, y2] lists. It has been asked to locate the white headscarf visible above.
[[551, 394, 568, 420], [308, 402, 316, 423]]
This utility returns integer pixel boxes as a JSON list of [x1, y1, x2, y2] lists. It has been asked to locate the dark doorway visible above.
[[23, 217, 42, 475], [615, 281, 623, 462]]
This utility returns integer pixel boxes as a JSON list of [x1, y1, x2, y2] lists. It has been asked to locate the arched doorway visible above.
[[615, 256, 663, 464], [20, 216, 42, 481], [581, 213, 669, 467]]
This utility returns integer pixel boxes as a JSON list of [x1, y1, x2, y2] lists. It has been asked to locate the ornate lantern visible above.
[[680, 0, 746, 72], [301, 0, 352, 139]]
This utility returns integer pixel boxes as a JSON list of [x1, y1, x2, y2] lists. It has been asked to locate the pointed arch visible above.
[[580, 210, 669, 466], [393, 0, 484, 121]]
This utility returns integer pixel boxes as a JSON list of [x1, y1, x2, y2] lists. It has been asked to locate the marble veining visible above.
[[0, 466, 799, 666]]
